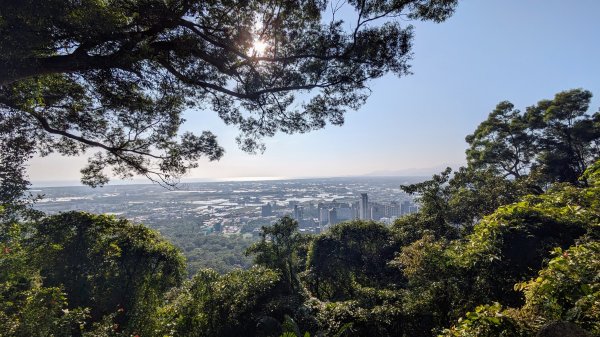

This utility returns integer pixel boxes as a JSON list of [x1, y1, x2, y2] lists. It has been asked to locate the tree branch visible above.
[[26, 110, 165, 160]]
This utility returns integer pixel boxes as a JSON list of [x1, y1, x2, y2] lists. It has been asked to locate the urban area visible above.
[[34, 176, 422, 238]]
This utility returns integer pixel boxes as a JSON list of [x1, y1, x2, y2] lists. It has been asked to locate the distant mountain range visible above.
[[363, 164, 462, 177]]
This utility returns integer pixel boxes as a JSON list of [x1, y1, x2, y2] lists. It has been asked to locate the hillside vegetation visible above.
[[1, 89, 599, 336]]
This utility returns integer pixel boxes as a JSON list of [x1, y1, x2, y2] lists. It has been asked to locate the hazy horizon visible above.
[[29, 166, 443, 188]]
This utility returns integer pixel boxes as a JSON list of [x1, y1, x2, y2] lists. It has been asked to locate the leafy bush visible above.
[[517, 241, 600, 334], [454, 180, 598, 306], [157, 266, 280, 337], [440, 303, 527, 337]]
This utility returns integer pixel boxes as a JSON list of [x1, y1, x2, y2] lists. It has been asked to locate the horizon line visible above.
[[30, 173, 437, 188]]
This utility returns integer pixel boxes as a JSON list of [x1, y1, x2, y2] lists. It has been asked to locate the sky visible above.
[[28, 0, 600, 185]]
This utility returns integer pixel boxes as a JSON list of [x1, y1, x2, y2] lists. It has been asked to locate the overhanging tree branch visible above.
[[0, 0, 459, 187]]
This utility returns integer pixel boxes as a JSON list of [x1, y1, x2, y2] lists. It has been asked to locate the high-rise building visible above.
[[385, 202, 401, 218], [401, 200, 412, 215], [351, 201, 360, 219], [359, 193, 369, 220], [370, 203, 384, 221], [328, 208, 338, 226], [293, 205, 304, 221], [336, 205, 353, 221], [319, 207, 329, 226], [261, 203, 272, 217]]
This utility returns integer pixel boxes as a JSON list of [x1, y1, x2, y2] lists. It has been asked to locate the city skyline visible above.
[[33, 177, 420, 234]]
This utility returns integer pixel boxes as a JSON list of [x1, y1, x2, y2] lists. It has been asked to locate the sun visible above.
[[252, 39, 268, 56], [251, 20, 268, 56]]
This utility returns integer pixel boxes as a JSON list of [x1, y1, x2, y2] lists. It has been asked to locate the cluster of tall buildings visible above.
[[320, 193, 417, 225], [259, 193, 418, 232]]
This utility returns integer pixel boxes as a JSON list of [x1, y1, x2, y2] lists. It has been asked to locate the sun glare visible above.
[[251, 20, 268, 56], [252, 39, 268, 56]]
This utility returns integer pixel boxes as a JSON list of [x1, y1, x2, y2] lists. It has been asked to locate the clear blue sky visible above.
[[28, 1, 600, 183]]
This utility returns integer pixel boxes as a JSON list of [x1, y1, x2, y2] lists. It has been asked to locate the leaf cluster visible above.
[[0, 0, 458, 187]]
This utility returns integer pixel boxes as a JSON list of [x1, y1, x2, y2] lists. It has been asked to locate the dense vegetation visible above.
[[1, 89, 599, 336], [175, 234, 254, 276]]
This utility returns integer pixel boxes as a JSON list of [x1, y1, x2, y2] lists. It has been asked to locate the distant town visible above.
[[33, 176, 424, 238]]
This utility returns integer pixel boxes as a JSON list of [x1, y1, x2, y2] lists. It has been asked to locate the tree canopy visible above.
[[466, 89, 600, 186], [1, 91, 599, 335], [0, 0, 458, 188], [0, 211, 185, 336]]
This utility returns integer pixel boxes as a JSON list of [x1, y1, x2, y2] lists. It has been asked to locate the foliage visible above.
[[391, 234, 465, 335], [28, 211, 186, 335], [465, 100, 533, 179], [300, 221, 408, 336], [0, 120, 38, 222], [455, 175, 599, 306], [397, 167, 524, 243], [304, 220, 400, 301], [582, 160, 600, 184], [398, 158, 600, 336], [442, 241, 600, 337], [466, 89, 600, 186], [400, 89, 600, 246], [0, 285, 89, 337], [439, 303, 527, 337], [247, 216, 307, 292], [157, 266, 280, 337], [308, 295, 403, 337], [0, 219, 89, 336], [180, 234, 254, 275], [526, 89, 600, 185], [445, 167, 528, 226], [397, 168, 459, 242], [440, 161, 600, 337], [516, 241, 600, 334], [278, 315, 352, 337], [0, 0, 458, 187]]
